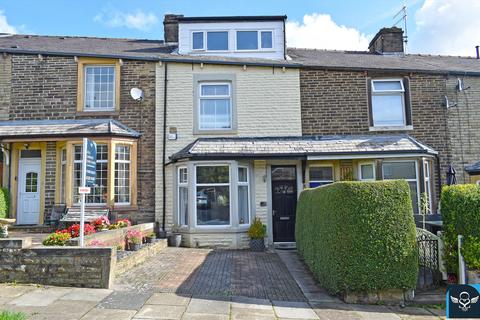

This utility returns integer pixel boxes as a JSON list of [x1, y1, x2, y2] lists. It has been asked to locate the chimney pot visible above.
[[368, 27, 404, 54], [163, 14, 183, 43]]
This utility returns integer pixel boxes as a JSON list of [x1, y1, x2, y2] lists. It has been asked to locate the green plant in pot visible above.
[[126, 230, 142, 251], [248, 218, 266, 251], [145, 231, 156, 244], [167, 224, 182, 247]]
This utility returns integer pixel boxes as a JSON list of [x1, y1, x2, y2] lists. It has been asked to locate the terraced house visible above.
[[1, 15, 480, 248]]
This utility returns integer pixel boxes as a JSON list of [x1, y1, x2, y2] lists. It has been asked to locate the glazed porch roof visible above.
[[0, 119, 141, 140], [170, 134, 437, 161]]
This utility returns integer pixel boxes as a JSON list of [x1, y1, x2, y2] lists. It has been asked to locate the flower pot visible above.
[[467, 269, 480, 284], [145, 236, 156, 244], [128, 243, 142, 251], [249, 238, 265, 252], [168, 234, 182, 247]]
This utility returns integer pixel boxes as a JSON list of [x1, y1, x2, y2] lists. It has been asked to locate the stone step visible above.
[[410, 288, 446, 305], [9, 225, 53, 233]]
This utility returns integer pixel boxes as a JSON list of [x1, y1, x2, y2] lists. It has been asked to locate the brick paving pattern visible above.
[[115, 247, 306, 301]]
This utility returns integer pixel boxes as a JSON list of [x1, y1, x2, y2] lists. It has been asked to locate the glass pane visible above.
[[382, 162, 416, 180], [25, 172, 38, 193], [238, 185, 249, 224], [272, 167, 296, 181], [201, 84, 229, 96], [199, 98, 231, 129], [179, 168, 188, 184], [409, 181, 419, 214], [179, 186, 188, 225], [360, 164, 374, 180], [237, 31, 258, 50], [196, 186, 230, 225], [238, 167, 248, 182], [261, 31, 273, 49], [193, 32, 204, 49], [115, 161, 130, 203], [372, 95, 405, 126], [309, 167, 333, 181], [207, 31, 228, 50], [196, 166, 229, 184], [84, 66, 115, 110], [20, 150, 41, 158], [372, 80, 403, 91]]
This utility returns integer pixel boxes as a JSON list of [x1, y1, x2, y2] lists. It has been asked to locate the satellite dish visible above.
[[130, 88, 144, 101]]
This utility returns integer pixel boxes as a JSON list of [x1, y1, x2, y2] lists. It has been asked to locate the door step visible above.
[[274, 242, 296, 250], [9, 225, 53, 233]]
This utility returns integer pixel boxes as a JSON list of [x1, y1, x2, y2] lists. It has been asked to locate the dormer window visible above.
[[192, 32, 204, 50], [192, 31, 229, 51], [236, 30, 273, 51]]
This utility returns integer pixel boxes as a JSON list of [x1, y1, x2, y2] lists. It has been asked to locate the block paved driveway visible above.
[[0, 248, 446, 319]]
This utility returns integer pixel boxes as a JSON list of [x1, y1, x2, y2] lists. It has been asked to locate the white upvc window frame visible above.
[[423, 160, 433, 214], [235, 29, 275, 52], [198, 82, 233, 131], [194, 163, 232, 228], [237, 165, 250, 226], [358, 161, 376, 181], [177, 166, 189, 227], [371, 78, 406, 127], [192, 31, 205, 51], [382, 160, 420, 214], [203, 30, 229, 52], [308, 164, 334, 188], [83, 65, 116, 112]]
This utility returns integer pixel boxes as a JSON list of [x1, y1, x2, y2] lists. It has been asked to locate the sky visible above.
[[0, 0, 479, 56]]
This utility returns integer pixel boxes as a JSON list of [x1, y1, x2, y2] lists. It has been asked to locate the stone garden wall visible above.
[[0, 238, 116, 289]]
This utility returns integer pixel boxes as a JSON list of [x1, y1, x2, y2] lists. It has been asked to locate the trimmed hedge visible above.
[[0, 187, 9, 219], [296, 180, 418, 295], [441, 184, 480, 273]]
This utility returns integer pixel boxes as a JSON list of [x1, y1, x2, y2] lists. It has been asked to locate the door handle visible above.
[[272, 210, 276, 216]]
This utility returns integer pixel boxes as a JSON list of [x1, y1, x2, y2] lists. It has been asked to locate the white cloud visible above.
[[94, 10, 158, 31], [0, 10, 17, 34], [286, 13, 370, 50], [410, 0, 480, 56]]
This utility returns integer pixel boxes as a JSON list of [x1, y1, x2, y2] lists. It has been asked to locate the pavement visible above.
[[0, 248, 446, 319]]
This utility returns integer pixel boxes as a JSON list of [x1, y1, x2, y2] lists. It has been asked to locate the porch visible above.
[[0, 119, 140, 226]]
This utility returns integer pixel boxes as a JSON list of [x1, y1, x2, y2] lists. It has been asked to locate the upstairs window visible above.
[[207, 31, 228, 51], [192, 31, 204, 50], [370, 78, 411, 128], [236, 30, 273, 51], [198, 83, 232, 130], [84, 66, 116, 111]]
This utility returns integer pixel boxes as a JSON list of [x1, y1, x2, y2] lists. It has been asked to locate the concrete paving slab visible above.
[[134, 304, 186, 319], [273, 301, 320, 319], [425, 307, 446, 317], [231, 296, 273, 310], [186, 297, 231, 315], [80, 308, 137, 320], [350, 304, 401, 320], [7, 287, 71, 306], [387, 306, 435, 317], [231, 307, 276, 320], [0, 284, 36, 298], [0, 296, 13, 305], [97, 291, 152, 310], [146, 293, 191, 306], [60, 288, 113, 302], [181, 313, 229, 320]]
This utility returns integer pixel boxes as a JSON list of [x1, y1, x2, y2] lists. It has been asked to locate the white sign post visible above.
[[79, 138, 97, 247]]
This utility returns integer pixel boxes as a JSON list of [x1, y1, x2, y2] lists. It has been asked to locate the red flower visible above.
[[64, 223, 96, 238]]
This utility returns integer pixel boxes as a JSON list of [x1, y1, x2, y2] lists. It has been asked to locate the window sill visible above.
[[369, 125, 413, 132], [179, 226, 250, 234], [193, 129, 238, 135], [76, 111, 119, 117]]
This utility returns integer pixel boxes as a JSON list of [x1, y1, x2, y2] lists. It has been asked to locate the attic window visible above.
[[207, 31, 228, 51], [236, 30, 273, 51]]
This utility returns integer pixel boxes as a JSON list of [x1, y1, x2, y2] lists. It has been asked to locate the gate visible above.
[[416, 228, 442, 289]]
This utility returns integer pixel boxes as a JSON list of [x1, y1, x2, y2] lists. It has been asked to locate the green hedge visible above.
[[0, 187, 9, 219], [296, 180, 418, 295], [441, 184, 480, 273]]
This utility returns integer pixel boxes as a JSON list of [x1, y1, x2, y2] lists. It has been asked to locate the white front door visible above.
[[17, 159, 41, 225]]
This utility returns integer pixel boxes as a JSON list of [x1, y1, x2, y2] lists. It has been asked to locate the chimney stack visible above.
[[163, 14, 183, 43], [368, 27, 404, 54]]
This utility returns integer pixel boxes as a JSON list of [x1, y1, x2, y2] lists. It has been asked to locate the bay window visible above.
[[196, 165, 230, 226], [382, 161, 419, 213], [114, 145, 131, 205], [359, 162, 375, 181], [73, 144, 108, 204], [308, 165, 334, 188]]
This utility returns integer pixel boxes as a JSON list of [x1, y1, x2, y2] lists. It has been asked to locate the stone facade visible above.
[[155, 63, 302, 248], [300, 69, 450, 209], [2, 54, 156, 222]]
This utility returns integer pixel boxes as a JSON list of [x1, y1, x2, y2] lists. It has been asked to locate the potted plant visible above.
[[126, 230, 142, 251], [248, 218, 267, 252], [167, 224, 182, 247], [91, 215, 110, 231], [0, 218, 15, 238], [145, 231, 156, 244]]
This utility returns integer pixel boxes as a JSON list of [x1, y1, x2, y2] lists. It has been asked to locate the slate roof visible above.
[[0, 119, 140, 140], [465, 161, 480, 174], [170, 135, 437, 160], [0, 34, 297, 67], [287, 48, 480, 75]]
